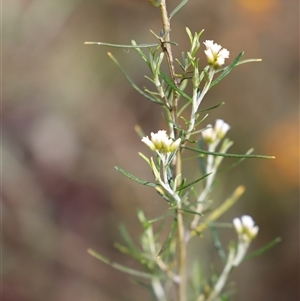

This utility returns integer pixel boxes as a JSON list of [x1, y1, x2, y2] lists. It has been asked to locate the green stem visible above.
[[159, 0, 179, 138], [160, 2, 185, 300], [174, 149, 185, 301], [159, 0, 177, 87], [176, 203, 186, 301], [187, 69, 215, 136], [205, 248, 235, 301]]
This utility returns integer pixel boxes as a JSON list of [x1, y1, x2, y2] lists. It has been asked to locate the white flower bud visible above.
[[232, 215, 259, 266], [214, 119, 230, 139], [202, 125, 217, 144], [233, 215, 259, 243]]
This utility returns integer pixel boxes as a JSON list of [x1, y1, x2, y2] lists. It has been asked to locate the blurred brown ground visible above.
[[2, 0, 299, 300]]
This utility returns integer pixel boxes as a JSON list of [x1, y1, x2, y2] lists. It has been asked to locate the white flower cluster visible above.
[[233, 215, 259, 243], [232, 215, 259, 266], [202, 119, 230, 144], [142, 130, 181, 154], [204, 40, 230, 69]]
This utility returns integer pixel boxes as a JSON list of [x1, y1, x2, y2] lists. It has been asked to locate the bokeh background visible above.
[[3, 0, 299, 300]]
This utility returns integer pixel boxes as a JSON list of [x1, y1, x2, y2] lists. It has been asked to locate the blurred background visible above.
[[3, 0, 299, 300]]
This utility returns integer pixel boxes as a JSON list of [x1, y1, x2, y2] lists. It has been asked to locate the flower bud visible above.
[[202, 125, 217, 144], [233, 215, 259, 243], [214, 119, 230, 139]]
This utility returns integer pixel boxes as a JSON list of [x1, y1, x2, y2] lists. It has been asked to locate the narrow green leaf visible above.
[[209, 225, 227, 263], [131, 40, 151, 67], [114, 243, 151, 265], [144, 76, 157, 85], [148, 212, 173, 224], [215, 58, 262, 75], [177, 99, 192, 116], [156, 186, 177, 204], [176, 173, 211, 192], [157, 219, 177, 257], [150, 157, 161, 181], [210, 52, 244, 89], [159, 72, 193, 102], [137, 209, 150, 230], [214, 139, 234, 167], [170, 0, 189, 19], [194, 114, 209, 128], [217, 148, 254, 173], [197, 139, 206, 175], [198, 102, 225, 112], [135, 125, 145, 139], [108, 52, 164, 105], [114, 243, 132, 255], [138, 152, 151, 167], [244, 237, 282, 261], [184, 146, 275, 159], [186, 27, 193, 43], [115, 166, 158, 187], [149, 29, 161, 40], [175, 58, 185, 71], [88, 249, 155, 279], [178, 208, 203, 216], [118, 224, 137, 251], [236, 58, 262, 66], [85, 41, 176, 48]]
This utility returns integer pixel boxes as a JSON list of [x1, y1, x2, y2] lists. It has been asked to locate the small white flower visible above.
[[202, 125, 217, 144], [142, 130, 181, 153], [233, 215, 259, 243], [214, 119, 230, 139], [204, 40, 229, 69], [202, 120, 230, 144], [232, 215, 259, 266]]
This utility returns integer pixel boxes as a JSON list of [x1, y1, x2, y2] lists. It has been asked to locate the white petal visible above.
[[204, 49, 215, 62], [202, 126, 217, 143], [219, 48, 230, 59], [250, 225, 259, 237], [233, 217, 243, 233], [203, 40, 215, 48], [210, 43, 222, 54], [215, 57, 225, 67], [215, 119, 230, 138], [241, 215, 255, 228], [170, 138, 181, 152], [142, 136, 156, 151]]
